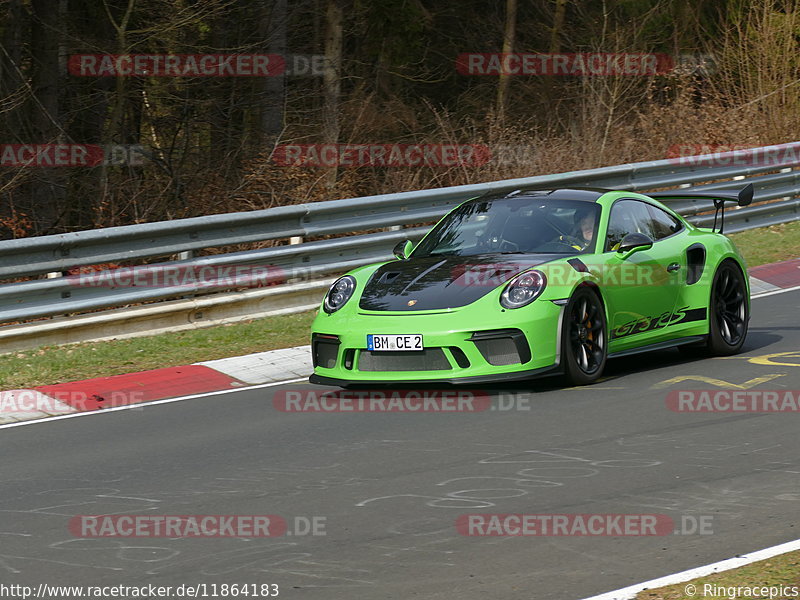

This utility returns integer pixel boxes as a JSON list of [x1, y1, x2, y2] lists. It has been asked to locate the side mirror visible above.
[[616, 232, 653, 257], [393, 239, 414, 260]]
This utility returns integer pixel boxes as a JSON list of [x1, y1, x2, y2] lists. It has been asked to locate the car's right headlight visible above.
[[500, 270, 546, 309], [323, 275, 356, 313]]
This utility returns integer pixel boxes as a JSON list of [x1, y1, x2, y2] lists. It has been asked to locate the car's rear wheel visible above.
[[561, 287, 607, 385], [679, 260, 748, 357], [708, 260, 749, 355]]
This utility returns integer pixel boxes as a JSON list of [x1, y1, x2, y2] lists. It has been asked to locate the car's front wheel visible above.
[[561, 286, 607, 385]]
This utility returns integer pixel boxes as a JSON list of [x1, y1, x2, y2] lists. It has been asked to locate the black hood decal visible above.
[[358, 253, 566, 311]]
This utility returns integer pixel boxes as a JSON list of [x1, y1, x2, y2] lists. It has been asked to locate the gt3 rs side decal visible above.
[[611, 306, 707, 339]]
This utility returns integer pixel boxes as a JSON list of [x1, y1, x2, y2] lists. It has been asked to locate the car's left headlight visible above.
[[500, 270, 546, 309], [323, 275, 356, 313]]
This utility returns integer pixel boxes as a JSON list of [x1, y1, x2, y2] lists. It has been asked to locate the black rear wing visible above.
[[648, 183, 754, 233]]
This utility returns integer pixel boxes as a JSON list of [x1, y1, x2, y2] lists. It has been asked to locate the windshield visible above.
[[413, 197, 602, 257]]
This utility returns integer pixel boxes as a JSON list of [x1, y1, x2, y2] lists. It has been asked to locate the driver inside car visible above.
[[559, 207, 596, 251]]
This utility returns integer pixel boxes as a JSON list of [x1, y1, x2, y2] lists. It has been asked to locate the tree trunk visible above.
[[258, 0, 288, 150], [29, 0, 67, 233], [322, 0, 343, 189], [0, 0, 25, 139], [549, 0, 568, 53], [496, 0, 517, 121]]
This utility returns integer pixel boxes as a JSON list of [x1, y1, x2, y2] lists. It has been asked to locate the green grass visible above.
[[0, 220, 798, 390], [0, 310, 316, 389], [635, 549, 800, 600], [729, 220, 800, 267]]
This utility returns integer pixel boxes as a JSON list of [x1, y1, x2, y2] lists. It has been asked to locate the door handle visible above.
[[666, 262, 681, 272]]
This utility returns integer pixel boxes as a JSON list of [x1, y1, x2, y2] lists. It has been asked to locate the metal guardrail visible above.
[[1, 142, 799, 329]]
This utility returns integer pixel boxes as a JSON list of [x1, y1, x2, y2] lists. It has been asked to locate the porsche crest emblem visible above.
[[407, 299, 418, 306]]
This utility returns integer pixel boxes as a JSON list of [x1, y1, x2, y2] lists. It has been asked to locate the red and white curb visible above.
[[749, 257, 800, 296], [0, 345, 312, 425], [197, 346, 313, 384]]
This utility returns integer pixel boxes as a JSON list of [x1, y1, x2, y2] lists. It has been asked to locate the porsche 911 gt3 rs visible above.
[[309, 185, 752, 387]]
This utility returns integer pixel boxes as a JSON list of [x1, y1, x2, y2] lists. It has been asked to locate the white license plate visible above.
[[367, 334, 424, 351]]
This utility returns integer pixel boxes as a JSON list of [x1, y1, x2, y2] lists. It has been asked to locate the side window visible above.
[[604, 200, 655, 251], [647, 204, 683, 240]]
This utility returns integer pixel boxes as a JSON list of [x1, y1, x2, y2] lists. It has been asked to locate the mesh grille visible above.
[[473, 337, 522, 366], [358, 349, 451, 372]]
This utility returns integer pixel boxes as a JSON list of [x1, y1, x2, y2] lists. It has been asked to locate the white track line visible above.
[[579, 537, 800, 600], [0, 377, 308, 431], [751, 283, 800, 298]]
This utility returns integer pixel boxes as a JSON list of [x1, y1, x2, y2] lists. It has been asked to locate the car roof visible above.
[[468, 187, 609, 203]]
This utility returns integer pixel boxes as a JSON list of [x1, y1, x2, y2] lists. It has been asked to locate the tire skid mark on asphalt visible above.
[[355, 448, 662, 509], [3, 472, 378, 586]]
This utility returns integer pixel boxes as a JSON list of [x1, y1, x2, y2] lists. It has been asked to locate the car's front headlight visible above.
[[500, 270, 546, 309], [323, 275, 356, 313]]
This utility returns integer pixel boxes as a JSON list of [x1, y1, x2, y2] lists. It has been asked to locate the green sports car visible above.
[[309, 185, 752, 387]]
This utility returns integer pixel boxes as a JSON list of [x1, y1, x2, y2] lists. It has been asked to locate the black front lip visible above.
[[308, 364, 562, 387]]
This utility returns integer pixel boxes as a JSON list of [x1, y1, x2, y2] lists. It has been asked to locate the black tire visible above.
[[708, 260, 749, 355], [561, 286, 608, 385], [679, 260, 749, 357]]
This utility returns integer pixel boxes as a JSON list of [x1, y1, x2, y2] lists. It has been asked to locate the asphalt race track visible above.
[[1, 289, 799, 599]]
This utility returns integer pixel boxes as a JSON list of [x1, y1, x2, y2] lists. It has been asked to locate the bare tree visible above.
[[258, 0, 288, 149], [322, 0, 343, 189], [496, 0, 517, 121], [28, 0, 68, 232]]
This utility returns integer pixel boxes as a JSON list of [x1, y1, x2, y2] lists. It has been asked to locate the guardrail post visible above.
[[780, 167, 792, 201]]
